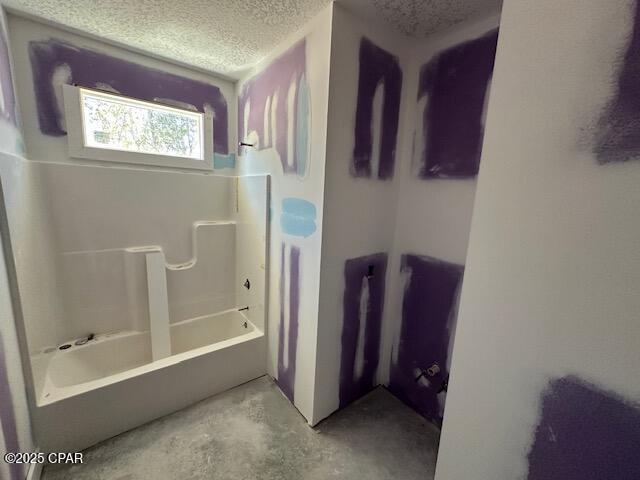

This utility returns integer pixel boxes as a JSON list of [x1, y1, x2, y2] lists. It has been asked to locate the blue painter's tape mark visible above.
[[281, 197, 316, 238], [15, 136, 25, 156], [283, 197, 315, 218], [214, 152, 236, 169]]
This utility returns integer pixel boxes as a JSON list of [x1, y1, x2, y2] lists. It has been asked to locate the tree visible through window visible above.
[[81, 89, 204, 160]]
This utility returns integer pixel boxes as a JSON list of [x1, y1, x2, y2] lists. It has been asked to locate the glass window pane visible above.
[[80, 89, 204, 160]]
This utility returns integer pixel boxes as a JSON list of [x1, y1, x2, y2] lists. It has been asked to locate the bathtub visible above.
[[31, 309, 265, 452]]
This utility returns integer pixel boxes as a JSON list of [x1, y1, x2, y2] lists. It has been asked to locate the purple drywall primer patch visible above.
[[388, 254, 463, 424], [416, 29, 498, 178], [352, 38, 402, 180], [0, 333, 23, 480], [0, 23, 17, 126], [238, 40, 309, 177], [595, 1, 640, 163], [527, 376, 640, 480], [276, 244, 300, 403], [339, 253, 387, 408], [28, 39, 229, 154]]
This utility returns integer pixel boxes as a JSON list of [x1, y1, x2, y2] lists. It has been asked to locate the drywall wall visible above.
[[236, 4, 332, 422], [313, 4, 410, 423], [0, 8, 33, 480], [436, 1, 640, 478], [382, 12, 500, 425], [0, 210, 32, 480], [313, 5, 500, 426], [10, 15, 236, 170]]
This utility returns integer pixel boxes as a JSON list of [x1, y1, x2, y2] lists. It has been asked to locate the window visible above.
[[63, 85, 213, 170], [81, 89, 203, 159]]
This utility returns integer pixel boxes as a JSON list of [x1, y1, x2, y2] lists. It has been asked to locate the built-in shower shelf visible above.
[[125, 245, 162, 253], [194, 220, 236, 226], [123, 220, 235, 271]]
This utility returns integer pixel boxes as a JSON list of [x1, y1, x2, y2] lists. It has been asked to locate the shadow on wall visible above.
[[0, 182, 28, 480], [351, 37, 402, 180], [595, 0, 640, 164], [527, 376, 640, 480], [0, 26, 17, 127], [0, 334, 22, 480], [238, 39, 310, 178], [28, 39, 230, 156], [339, 253, 387, 408], [276, 243, 300, 403], [389, 254, 463, 424], [414, 29, 498, 179], [0, 20, 28, 480]]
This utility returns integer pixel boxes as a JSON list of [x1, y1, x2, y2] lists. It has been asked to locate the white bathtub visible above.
[[31, 309, 265, 452]]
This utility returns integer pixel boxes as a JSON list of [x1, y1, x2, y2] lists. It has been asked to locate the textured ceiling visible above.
[[342, 0, 502, 37], [3, 0, 332, 78], [3, 0, 501, 79]]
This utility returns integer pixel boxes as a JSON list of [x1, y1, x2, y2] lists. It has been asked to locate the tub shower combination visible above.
[[26, 173, 269, 452]]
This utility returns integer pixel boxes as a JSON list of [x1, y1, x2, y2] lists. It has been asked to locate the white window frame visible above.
[[63, 84, 214, 171]]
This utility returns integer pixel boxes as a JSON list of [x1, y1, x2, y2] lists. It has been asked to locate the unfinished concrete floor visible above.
[[43, 376, 440, 480]]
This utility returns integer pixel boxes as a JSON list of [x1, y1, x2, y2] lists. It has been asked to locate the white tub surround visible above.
[[23, 174, 269, 452]]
